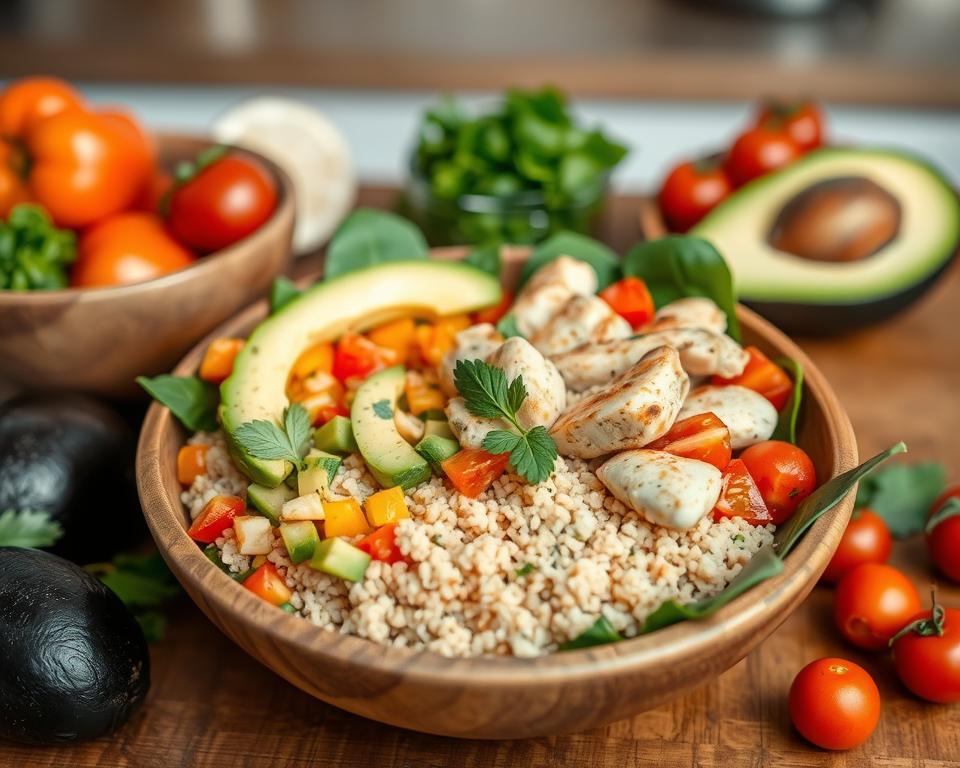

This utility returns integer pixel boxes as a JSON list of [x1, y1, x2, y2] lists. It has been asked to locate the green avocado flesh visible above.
[[692, 148, 960, 305], [220, 260, 501, 487]]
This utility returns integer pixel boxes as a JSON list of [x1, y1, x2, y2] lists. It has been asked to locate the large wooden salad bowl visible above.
[[137, 248, 858, 739]]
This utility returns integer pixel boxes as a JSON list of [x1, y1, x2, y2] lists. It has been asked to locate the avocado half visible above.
[[693, 148, 960, 335]]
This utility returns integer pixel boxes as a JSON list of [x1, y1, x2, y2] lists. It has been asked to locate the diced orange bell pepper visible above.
[[364, 486, 410, 527], [243, 562, 292, 606], [322, 498, 372, 538], [404, 369, 446, 416], [291, 340, 335, 380], [368, 317, 416, 360], [199, 338, 245, 383], [472, 291, 514, 325], [188, 494, 245, 544], [177, 444, 209, 485], [441, 448, 510, 498], [415, 314, 470, 368], [356, 522, 407, 564], [712, 346, 793, 411]]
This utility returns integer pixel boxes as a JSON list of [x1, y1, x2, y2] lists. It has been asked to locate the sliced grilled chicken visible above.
[[550, 346, 689, 459], [511, 256, 597, 337], [529, 294, 632, 356], [445, 396, 508, 450], [438, 323, 504, 396], [642, 297, 727, 334], [551, 328, 748, 392], [679, 385, 777, 450], [486, 337, 566, 429], [596, 449, 722, 529]]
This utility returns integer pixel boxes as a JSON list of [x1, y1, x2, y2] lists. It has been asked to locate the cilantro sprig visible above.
[[453, 359, 558, 484], [234, 404, 312, 470]]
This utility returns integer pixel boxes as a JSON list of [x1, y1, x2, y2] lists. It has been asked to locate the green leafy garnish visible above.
[[0, 204, 76, 290], [234, 404, 312, 471], [453, 358, 558, 484], [559, 616, 622, 650], [496, 313, 524, 339], [137, 375, 220, 432], [372, 399, 393, 419], [325, 208, 428, 279], [174, 144, 229, 184], [771, 357, 804, 444], [518, 231, 621, 291], [463, 244, 502, 277], [889, 590, 946, 646], [204, 543, 253, 581], [0, 509, 63, 548], [855, 461, 946, 538], [926, 497, 960, 534], [515, 563, 535, 578], [269, 276, 302, 314]]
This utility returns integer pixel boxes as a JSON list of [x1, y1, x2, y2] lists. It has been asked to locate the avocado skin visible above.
[[0, 547, 150, 744], [0, 392, 140, 560]]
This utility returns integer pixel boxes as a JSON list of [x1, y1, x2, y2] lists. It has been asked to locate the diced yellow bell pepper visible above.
[[364, 486, 410, 527], [322, 498, 372, 538], [368, 317, 416, 360], [404, 370, 446, 416]]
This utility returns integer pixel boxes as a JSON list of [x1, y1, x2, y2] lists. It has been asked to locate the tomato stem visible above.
[[889, 588, 946, 646]]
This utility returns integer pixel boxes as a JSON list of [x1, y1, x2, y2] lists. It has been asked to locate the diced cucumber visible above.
[[423, 419, 455, 440], [416, 434, 460, 474], [248, 483, 297, 525], [280, 492, 326, 521], [305, 448, 342, 484], [313, 415, 358, 454], [309, 537, 371, 581], [280, 520, 320, 564], [298, 461, 329, 497]]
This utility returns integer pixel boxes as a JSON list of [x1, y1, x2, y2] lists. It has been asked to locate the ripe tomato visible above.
[[927, 486, 960, 583], [712, 346, 793, 411], [726, 124, 802, 186], [834, 563, 922, 651], [0, 76, 85, 138], [756, 99, 824, 153], [441, 448, 510, 498], [821, 508, 892, 584], [599, 276, 656, 328], [646, 411, 732, 470], [168, 151, 278, 252], [712, 458, 773, 526], [0, 140, 31, 217], [332, 332, 400, 383], [657, 156, 733, 232], [891, 601, 960, 704], [739, 440, 816, 524], [472, 290, 514, 325], [133, 168, 174, 214], [72, 212, 196, 288], [789, 657, 880, 750]]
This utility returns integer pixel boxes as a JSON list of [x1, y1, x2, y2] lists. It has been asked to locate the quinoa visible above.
[[183, 435, 774, 658]]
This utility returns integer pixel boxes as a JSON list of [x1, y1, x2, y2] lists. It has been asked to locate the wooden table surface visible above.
[[5, 189, 959, 767]]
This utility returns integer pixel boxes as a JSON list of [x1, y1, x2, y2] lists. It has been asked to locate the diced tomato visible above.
[[187, 494, 245, 543], [599, 277, 655, 329], [243, 562, 292, 606], [472, 290, 514, 325], [712, 346, 792, 411], [441, 448, 510, 498], [367, 317, 416, 360], [176, 444, 209, 485], [646, 412, 732, 470], [712, 459, 773, 526], [313, 403, 350, 426], [332, 332, 400, 382], [356, 522, 408, 564], [199, 338, 245, 383], [290, 341, 334, 381]]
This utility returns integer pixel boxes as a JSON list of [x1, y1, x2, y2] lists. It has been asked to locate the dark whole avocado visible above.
[[0, 392, 142, 559], [0, 547, 150, 744]]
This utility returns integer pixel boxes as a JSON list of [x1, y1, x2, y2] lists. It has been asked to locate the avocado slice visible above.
[[416, 434, 460, 474], [423, 418, 455, 440], [352, 366, 431, 490], [220, 261, 502, 487], [692, 147, 960, 334], [247, 483, 297, 526]]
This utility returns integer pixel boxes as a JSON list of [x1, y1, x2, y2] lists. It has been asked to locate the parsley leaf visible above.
[[454, 359, 512, 421], [372, 399, 393, 419], [137, 375, 219, 432], [482, 429, 520, 455], [234, 404, 312, 470], [0, 509, 63, 548], [855, 462, 946, 538], [506, 426, 557, 484]]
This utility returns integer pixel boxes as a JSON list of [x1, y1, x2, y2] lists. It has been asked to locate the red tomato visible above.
[[187, 495, 245, 544], [167, 151, 278, 252], [712, 346, 793, 411], [243, 562, 292, 607], [599, 276, 656, 328], [356, 523, 408, 565], [0, 140, 31, 218], [821, 508, 892, 584], [712, 458, 773, 526], [646, 411, 732, 470], [739, 440, 816, 524], [789, 657, 880, 750], [726, 124, 802, 186], [133, 167, 174, 214], [0, 76, 85, 138], [332, 332, 400, 382], [313, 403, 350, 426], [472, 290, 514, 325], [927, 486, 960, 583], [657, 156, 733, 232], [441, 448, 510, 498], [892, 602, 960, 704], [834, 563, 922, 651], [756, 99, 825, 153], [72, 212, 196, 288]]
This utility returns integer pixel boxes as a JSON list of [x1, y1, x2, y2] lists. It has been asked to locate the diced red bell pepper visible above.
[[313, 403, 350, 426], [646, 411, 732, 470], [243, 562, 292, 606], [356, 522, 407, 565], [712, 346, 792, 411], [712, 459, 774, 526], [599, 276, 655, 329], [472, 290, 514, 325], [187, 494, 245, 543], [332, 332, 400, 383], [441, 448, 510, 498]]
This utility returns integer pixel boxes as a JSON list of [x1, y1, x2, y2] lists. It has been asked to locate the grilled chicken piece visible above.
[[511, 256, 597, 337], [642, 297, 727, 335], [678, 385, 777, 450], [438, 323, 504, 396], [445, 397, 507, 450], [597, 449, 722, 529], [550, 346, 689, 459], [551, 328, 748, 392], [486, 337, 566, 429], [529, 294, 632, 357]]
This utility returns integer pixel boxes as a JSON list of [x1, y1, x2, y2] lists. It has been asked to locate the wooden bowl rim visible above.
[[0, 132, 295, 306], [137, 252, 857, 687]]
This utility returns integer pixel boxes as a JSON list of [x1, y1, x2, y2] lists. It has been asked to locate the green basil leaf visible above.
[[463, 244, 502, 276], [269, 276, 301, 315], [137, 375, 219, 432], [771, 357, 804, 444], [855, 461, 947, 538], [518, 231, 622, 290], [623, 236, 741, 342], [559, 616, 622, 650], [325, 209, 428, 280]]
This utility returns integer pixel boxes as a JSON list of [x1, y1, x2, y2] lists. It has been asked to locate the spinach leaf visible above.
[[496, 313, 524, 339], [517, 231, 622, 290], [137, 375, 219, 432], [622, 236, 741, 342], [771, 357, 804, 444], [855, 461, 946, 538], [269, 276, 301, 314], [558, 616, 622, 650], [463, 244, 502, 277], [324, 208, 429, 280]]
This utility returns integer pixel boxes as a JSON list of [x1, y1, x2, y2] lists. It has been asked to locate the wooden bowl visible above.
[[137, 248, 857, 739], [0, 134, 294, 398]]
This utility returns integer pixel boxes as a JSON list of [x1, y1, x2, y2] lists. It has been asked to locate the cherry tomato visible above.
[[789, 657, 880, 750], [646, 411, 732, 470], [599, 276, 656, 328], [0, 76, 85, 138], [187, 494, 245, 544], [712, 458, 773, 526], [332, 332, 400, 383], [756, 99, 825, 153], [72, 212, 196, 288], [821, 508, 892, 584], [0, 140, 31, 217], [712, 346, 793, 411], [739, 440, 816, 524], [891, 601, 960, 704], [133, 167, 174, 214], [927, 486, 960, 583], [657, 156, 733, 232], [441, 448, 510, 498], [472, 290, 514, 325], [726, 124, 802, 186], [834, 563, 922, 651], [168, 151, 278, 252]]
